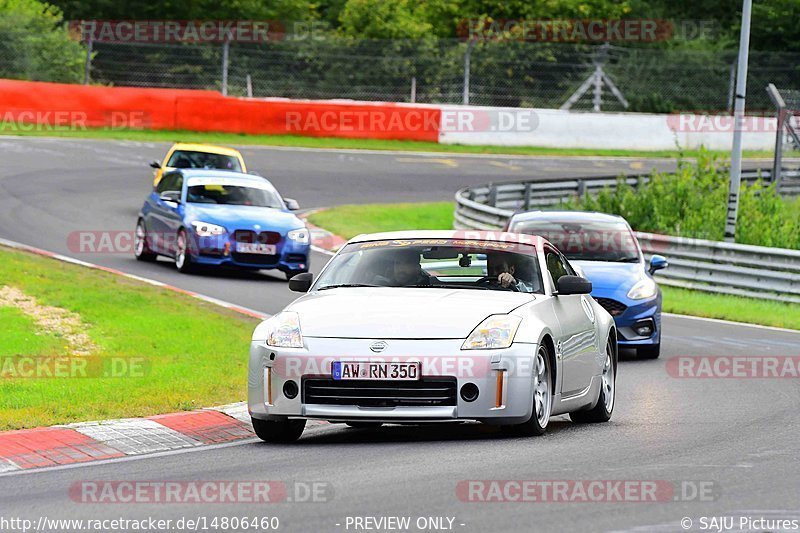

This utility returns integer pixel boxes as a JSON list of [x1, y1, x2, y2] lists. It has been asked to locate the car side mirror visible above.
[[159, 191, 181, 204], [150, 160, 161, 169], [556, 275, 592, 295], [284, 198, 300, 211], [648, 255, 668, 274], [288, 272, 313, 292]]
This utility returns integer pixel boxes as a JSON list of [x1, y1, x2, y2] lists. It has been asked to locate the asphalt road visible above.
[[1, 136, 799, 532]]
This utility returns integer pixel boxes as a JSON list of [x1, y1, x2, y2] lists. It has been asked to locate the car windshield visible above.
[[167, 150, 242, 172], [186, 182, 283, 208], [314, 239, 544, 294], [511, 219, 640, 262]]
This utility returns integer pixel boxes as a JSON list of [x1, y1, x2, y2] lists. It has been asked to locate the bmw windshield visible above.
[[511, 219, 640, 263], [314, 239, 544, 294], [186, 178, 284, 209]]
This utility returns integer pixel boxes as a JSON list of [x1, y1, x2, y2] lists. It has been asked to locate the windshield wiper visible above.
[[317, 283, 382, 290], [404, 284, 489, 290]]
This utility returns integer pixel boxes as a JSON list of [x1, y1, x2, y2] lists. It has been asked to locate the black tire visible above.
[[345, 422, 383, 429], [251, 417, 306, 443], [133, 220, 157, 262], [570, 337, 616, 424], [505, 344, 552, 437], [637, 344, 661, 359], [174, 228, 194, 273]]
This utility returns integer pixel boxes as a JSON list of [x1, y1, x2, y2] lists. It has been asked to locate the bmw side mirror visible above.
[[289, 272, 313, 292], [556, 275, 592, 295], [649, 255, 668, 275], [159, 191, 181, 205], [284, 198, 300, 211], [150, 160, 161, 169]]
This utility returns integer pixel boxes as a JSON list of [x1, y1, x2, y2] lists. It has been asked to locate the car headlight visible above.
[[627, 278, 658, 300], [253, 312, 304, 348], [461, 315, 522, 350], [287, 228, 310, 245], [191, 221, 226, 236]]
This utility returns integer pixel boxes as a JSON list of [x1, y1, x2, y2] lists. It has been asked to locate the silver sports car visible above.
[[248, 230, 617, 442]]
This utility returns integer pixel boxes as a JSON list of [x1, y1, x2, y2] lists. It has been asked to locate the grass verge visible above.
[[307, 202, 800, 330], [0, 246, 259, 431], [0, 127, 776, 159]]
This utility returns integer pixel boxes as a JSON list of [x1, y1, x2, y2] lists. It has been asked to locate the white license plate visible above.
[[332, 361, 420, 381], [236, 243, 276, 254]]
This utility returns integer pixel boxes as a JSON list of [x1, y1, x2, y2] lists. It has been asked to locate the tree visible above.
[[0, 0, 86, 82]]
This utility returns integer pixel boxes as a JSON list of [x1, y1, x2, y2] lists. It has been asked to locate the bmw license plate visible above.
[[236, 243, 276, 254], [332, 361, 420, 381]]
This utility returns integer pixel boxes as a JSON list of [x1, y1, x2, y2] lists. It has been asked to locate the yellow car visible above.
[[150, 143, 247, 186]]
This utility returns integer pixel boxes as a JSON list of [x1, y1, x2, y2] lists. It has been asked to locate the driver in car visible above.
[[372, 248, 431, 287], [487, 252, 536, 292]]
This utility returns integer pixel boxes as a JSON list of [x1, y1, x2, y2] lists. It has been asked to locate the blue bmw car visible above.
[[506, 211, 668, 359], [135, 169, 310, 279]]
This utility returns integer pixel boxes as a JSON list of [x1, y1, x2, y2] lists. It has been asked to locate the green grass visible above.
[[0, 246, 259, 430], [307, 202, 800, 330], [661, 286, 800, 330], [308, 202, 454, 239], [0, 126, 777, 159], [0, 307, 71, 357]]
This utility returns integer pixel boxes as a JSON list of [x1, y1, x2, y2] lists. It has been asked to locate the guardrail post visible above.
[[576, 179, 586, 198], [221, 37, 230, 96], [488, 185, 498, 207], [523, 183, 532, 210]]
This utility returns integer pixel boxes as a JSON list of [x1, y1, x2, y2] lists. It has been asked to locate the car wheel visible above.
[[507, 344, 552, 437], [637, 344, 661, 359], [251, 417, 306, 443], [174, 229, 194, 273], [345, 422, 383, 429], [133, 220, 157, 262], [570, 336, 616, 424]]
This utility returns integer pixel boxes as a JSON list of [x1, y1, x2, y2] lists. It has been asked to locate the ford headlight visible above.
[[627, 278, 658, 300], [287, 228, 310, 245], [191, 221, 226, 237], [462, 315, 522, 350], [253, 312, 304, 348]]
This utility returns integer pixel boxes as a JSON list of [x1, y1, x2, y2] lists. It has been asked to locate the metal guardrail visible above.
[[454, 169, 800, 303]]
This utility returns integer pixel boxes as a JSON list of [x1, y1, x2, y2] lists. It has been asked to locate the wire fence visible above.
[[81, 39, 800, 113]]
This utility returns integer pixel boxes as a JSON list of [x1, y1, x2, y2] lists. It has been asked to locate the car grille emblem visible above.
[[369, 341, 387, 353]]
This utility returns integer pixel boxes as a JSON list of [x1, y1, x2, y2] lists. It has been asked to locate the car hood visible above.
[[572, 260, 644, 291], [287, 288, 533, 339], [184, 203, 303, 233]]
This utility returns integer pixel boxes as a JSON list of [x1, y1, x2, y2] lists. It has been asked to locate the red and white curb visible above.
[[0, 237, 332, 473], [0, 407, 330, 472]]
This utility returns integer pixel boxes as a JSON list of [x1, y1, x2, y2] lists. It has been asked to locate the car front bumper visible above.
[[248, 338, 541, 425], [191, 234, 309, 272], [614, 298, 661, 347]]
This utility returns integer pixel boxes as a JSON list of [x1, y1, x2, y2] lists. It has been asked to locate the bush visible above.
[[563, 150, 800, 249], [0, 0, 86, 83]]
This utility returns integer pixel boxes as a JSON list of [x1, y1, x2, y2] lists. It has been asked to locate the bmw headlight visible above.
[[627, 278, 658, 300], [191, 221, 226, 237], [253, 312, 304, 348], [461, 315, 522, 350], [287, 228, 310, 245]]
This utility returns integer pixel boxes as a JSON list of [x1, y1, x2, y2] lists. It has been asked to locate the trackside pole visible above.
[[725, 0, 752, 242]]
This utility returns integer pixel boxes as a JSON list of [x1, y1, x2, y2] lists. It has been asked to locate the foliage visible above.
[[0, 0, 86, 82], [564, 150, 800, 249]]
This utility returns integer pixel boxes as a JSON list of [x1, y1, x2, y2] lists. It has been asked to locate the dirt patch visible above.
[[0, 286, 98, 355]]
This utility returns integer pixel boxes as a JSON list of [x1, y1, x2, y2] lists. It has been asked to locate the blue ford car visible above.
[[135, 169, 310, 279], [506, 211, 667, 359]]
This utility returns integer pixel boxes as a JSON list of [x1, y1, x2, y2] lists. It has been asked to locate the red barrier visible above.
[[0, 79, 440, 142]]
